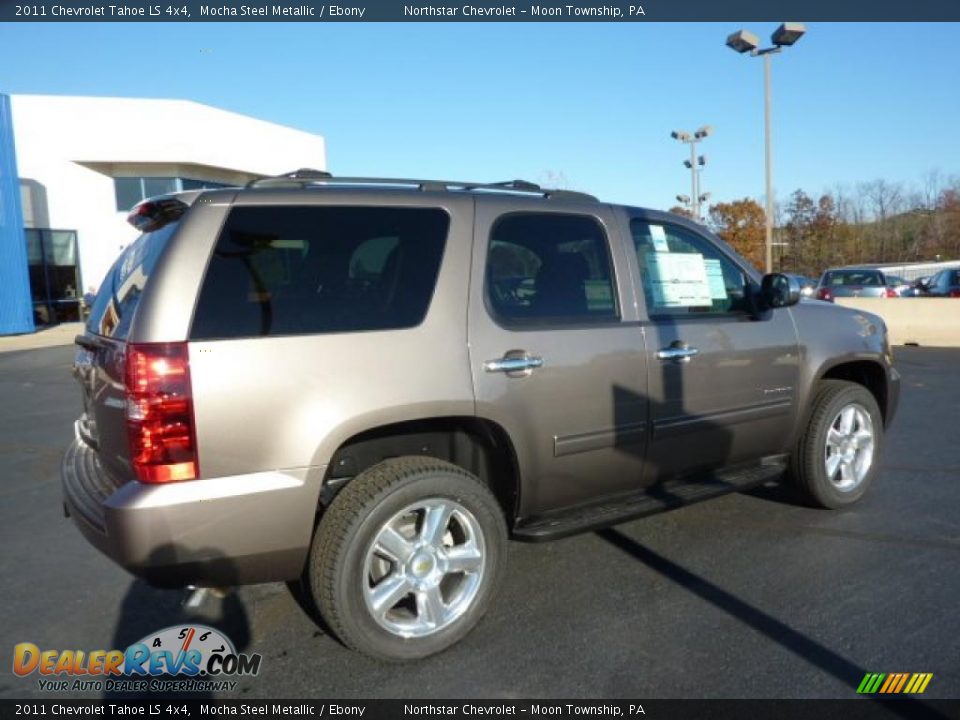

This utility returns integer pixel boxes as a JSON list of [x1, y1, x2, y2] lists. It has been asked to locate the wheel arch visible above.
[[317, 415, 523, 526], [816, 359, 889, 425]]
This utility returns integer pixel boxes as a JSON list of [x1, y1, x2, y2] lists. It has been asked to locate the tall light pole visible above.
[[671, 126, 712, 221], [726, 22, 806, 274]]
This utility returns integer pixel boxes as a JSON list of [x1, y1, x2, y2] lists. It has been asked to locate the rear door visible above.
[[74, 219, 181, 481], [625, 210, 800, 483], [468, 200, 649, 519]]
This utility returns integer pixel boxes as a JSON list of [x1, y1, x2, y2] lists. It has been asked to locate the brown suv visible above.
[[63, 173, 900, 661]]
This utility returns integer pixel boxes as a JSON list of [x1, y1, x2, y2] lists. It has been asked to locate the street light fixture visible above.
[[671, 126, 713, 222], [771, 22, 806, 47], [726, 22, 807, 273], [725, 29, 760, 54]]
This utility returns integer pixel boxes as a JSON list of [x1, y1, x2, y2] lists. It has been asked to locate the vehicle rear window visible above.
[[822, 270, 885, 287], [86, 221, 179, 339], [190, 206, 449, 339]]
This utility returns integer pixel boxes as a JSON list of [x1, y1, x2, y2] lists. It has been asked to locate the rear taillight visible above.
[[884, 287, 898, 298], [817, 288, 833, 302], [949, 289, 960, 298], [124, 343, 198, 483]]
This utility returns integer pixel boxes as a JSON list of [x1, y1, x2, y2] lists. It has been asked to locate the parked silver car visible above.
[[884, 275, 912, 296], [815, 267, 897, 302], [63, 173, 900, 660]]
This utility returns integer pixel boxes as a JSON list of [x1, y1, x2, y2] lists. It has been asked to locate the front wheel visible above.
[[308, 457, 507, 661], [790, 379, 884, 509]]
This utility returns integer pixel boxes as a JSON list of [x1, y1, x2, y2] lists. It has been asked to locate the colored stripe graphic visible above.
[[893, 674, 909, 693], [857, 672, 932, 694], [904, 674, 921, 693]]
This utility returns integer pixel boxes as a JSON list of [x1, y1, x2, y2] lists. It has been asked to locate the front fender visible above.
[[790, 300, 899, 436]]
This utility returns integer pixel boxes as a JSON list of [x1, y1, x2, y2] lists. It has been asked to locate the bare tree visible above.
[[862, 179, 904, 262], [918, 169, 947, 259]]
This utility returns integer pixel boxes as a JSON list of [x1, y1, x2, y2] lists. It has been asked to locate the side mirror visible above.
[[760, 273, 801, 309]]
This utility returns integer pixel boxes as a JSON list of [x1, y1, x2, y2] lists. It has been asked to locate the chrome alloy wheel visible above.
[[824, 403, 875, 491], [362, 498, 486, 638]]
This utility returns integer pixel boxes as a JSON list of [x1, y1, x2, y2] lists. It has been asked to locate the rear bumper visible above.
[[61, 429, 323, 587]]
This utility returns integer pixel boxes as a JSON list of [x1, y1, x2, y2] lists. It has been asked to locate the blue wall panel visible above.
[[0, 93, 34, 335]]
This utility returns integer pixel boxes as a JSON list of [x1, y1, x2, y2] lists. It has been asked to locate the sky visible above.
[[1, 22, 958, 211]]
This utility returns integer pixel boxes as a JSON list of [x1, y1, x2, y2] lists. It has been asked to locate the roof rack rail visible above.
[[462, 179, 542, 192], [246, 168, 332, 188], [245, 172, 597, 201]]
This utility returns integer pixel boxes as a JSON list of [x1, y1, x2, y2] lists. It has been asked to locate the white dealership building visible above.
[[0, 94, 326, 333]]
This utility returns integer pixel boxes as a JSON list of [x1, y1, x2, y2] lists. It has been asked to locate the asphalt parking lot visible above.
[[1, 345, 958, 700]]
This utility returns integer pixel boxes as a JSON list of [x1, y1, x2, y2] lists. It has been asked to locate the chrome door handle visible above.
[[656, 346, 699, 363], [484, 354, 544, 375]]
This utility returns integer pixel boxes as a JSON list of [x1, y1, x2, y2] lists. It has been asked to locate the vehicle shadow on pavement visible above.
[[595, 527, 950, 719], [741, 478, 806, 506], [104, 546, 251, 700], [284, 577, 335, 638]]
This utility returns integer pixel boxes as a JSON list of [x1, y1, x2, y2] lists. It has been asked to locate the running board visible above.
[[513, 460, 787, 542]]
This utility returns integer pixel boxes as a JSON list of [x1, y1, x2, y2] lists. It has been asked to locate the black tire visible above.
[[790, 379, 884, 509], [308, 456, 507, 661]]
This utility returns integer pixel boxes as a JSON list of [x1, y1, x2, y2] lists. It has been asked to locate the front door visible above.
[[627, 212, 800, 484], [468, 201, 649, 519]]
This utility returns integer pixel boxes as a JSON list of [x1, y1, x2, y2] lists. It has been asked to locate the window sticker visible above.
[[649, 224, 669, 252], [645, 251, 712, 307], [703, 258, 728, 300]]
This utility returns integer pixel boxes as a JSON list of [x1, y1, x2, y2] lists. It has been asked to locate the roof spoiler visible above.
[[126, 195, 191, 232]]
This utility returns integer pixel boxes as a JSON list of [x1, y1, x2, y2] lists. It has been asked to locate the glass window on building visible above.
[[142, 177, 179, 198], [114, 177, 233, 211], [25, 229, 83, 325], [114, 178, 143, 213]]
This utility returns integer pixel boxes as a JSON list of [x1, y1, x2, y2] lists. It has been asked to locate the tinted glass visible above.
[[631, 220, 749, 316], [87, 221, 179, 339], [114, 178, 142, 212], [115, 177, 232, 211], [180, 178, 231, 191], [822, 270, 885, 287], [485, 213, 618, 325], [190, 206, 449, 339], [143, 177, 178, 198]]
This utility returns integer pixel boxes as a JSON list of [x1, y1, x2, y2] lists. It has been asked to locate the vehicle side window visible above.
[[190, 206, 448, 339], [350, 236, 400, 281], [87, 221, 179, 339], [630, 219, 749, 316], [485, 213, 618, 326]]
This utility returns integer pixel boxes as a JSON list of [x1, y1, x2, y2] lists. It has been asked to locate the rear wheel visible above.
[[790, 380, 883, 509], [308, 456, 507, 661]]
